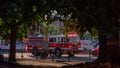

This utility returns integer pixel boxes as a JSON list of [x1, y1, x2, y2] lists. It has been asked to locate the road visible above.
[[0, 50, 97, 62]]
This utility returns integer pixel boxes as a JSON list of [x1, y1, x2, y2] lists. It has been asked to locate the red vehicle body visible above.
[[25, 33, 83, 57], [91, 46, 99, 56]]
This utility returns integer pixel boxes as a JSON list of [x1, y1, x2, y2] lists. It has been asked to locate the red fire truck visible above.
[[25, 32, 83, 57]]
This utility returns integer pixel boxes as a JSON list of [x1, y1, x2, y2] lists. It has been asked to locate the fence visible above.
[[0, 48, 97, 62]]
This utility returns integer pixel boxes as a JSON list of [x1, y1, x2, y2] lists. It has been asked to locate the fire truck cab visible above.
[[48, 34, 82, 57]]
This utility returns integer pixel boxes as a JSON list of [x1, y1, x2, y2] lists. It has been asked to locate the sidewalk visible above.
[[1, 59, 85, 68], [16, 59, 85, 67]]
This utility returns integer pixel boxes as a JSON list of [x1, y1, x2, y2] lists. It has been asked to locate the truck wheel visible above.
[[32, 47, 40, 56], [68, 51, 74, 57], [54, 47, 62, 57], [49, 50, 53, 57]]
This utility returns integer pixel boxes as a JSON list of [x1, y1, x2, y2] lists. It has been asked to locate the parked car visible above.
[[91, 45, 99, 56], [80, 40, 94, 51]]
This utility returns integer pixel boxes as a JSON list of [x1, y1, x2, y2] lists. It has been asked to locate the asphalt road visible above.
[[0, 49, 97, 62]]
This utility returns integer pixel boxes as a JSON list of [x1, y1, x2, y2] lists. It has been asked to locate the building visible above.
[[51, 20, 64, 34]]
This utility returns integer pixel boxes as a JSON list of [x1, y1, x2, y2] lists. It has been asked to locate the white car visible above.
[[1, 41, 25, 50], [80, 40, 94, 51]]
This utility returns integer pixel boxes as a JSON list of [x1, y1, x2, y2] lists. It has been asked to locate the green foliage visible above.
[[0, 18, 3, 25], [17, 24, 28, 41], [0, 0, 50, 39], [0, 0, 53, 61], [40, 22, 58, 35], [61, 0, 120, 40], [70, 0, 120, 30], [90, 27, 98, 40], [46, 0, 66, 10], [64, 19, 78, 32]]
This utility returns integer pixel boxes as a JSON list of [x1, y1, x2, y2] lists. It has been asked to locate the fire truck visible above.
[[25, 32, 83, 57]]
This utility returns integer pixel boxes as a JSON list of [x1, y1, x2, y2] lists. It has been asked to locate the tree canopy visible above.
[[66, 0, 120, 63], [0, 0, 50, 62], [0, 0, 120, 63], [0, 0, 69, 62]]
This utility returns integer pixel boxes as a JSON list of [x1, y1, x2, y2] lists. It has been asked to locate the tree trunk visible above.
[[40, 27, 48, 59], [97, 29, 108, 62], [97, 27, 120, 64], [9, 26, 17, 62]]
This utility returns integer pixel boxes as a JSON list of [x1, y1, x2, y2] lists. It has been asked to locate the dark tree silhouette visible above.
[[68, 0, 120, 63]]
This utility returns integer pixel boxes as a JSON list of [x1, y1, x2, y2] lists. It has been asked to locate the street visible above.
[[0, 49, 98, 68], [1, 50, 97, 62]]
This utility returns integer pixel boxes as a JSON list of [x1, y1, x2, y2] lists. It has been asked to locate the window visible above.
[[61, 37, 64, 42], [58, 37, 60, 42], [49, 38, 53, 42], [53, 37, 56, 42]]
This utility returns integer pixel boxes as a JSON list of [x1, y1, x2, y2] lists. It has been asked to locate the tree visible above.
[[63, 19, 80, 35], [67, 0, 120, 63], [0, 0, 68, 62], [39, 21, 59, 35], [0, 0, 49, 62]]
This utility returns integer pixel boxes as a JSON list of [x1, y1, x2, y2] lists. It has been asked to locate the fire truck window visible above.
[[66, 37, 69, 42], [49, 38, 53, 42], [58, 37, 60, 42], [53, 38, 56, 42], [61, 37, 64, 42], [64, 37, 66, 42]]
